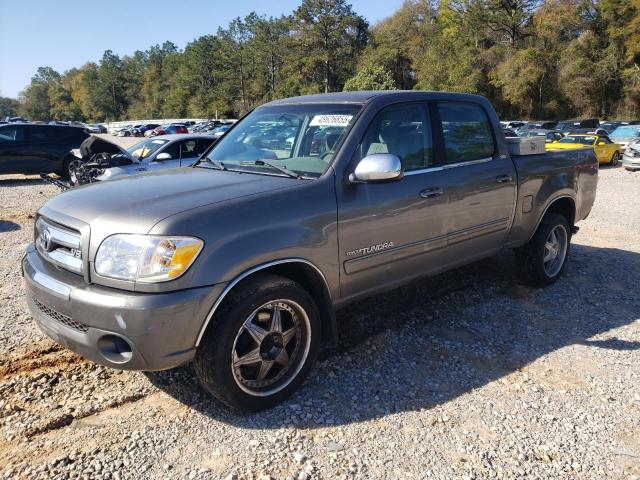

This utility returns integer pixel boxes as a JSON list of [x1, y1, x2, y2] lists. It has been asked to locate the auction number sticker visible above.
[[309, 114, 353, 127]]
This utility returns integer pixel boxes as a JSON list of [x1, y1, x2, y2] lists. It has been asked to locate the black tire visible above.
[[194, 273, 321, 412], [610, 151, 620, 166], [515, 213, 571, 287], [60, 155, 83, 182]]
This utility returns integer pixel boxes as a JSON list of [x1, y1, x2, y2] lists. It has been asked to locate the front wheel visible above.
[[61, 156, 84, 182], [194, 274, 321, 411], [610, 151, 620, 166], [515, 213, 571, 286]]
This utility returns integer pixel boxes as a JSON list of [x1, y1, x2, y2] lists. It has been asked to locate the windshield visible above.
[[126, 138, 169, 160], [558, 135, 595, 145], [610, 126, 640, 139], [200, 103, 361, 178]]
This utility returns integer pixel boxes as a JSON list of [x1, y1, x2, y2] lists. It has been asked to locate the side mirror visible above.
[[155, 152, 172, 161], [349, 154, 403, 184], [597, 141, 605, 146]]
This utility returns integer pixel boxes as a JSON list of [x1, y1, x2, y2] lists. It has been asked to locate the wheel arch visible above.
[[527, 195, 576, 243], [195, 258, 336, 347]]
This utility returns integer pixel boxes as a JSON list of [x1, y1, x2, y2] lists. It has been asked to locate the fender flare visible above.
[[195, 258, 333, 346], [526, 194, 576, 243]]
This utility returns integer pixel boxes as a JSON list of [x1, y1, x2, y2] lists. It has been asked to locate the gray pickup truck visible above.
[[23, 91, 598, 411]]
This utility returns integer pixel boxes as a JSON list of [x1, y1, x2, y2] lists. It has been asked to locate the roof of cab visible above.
[[262, 90, 490, 107]]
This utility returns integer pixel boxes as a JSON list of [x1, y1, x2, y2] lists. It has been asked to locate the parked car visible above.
[[622, 140, 640, 170], [519, 129, 564, 143], [0, 123, 90, 177], [207, 124, 232, 140], [69, 134, 215, 184], [517, 121, 558, 133], [23, 91, 597, 411], [148, 124, 188, 136], [502, 120, 527, 130], [555, 118, 600, 132], [132, 123, 159, 137], [86, 124, 107, 134], [609, 125, 640, 152], [546, 133, 621, 165]]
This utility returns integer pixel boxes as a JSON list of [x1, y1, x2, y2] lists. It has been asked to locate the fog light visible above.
[[97, 335, 133, 364]]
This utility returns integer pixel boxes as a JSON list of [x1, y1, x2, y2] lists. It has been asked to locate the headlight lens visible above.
[[95, 234, 203, 282]]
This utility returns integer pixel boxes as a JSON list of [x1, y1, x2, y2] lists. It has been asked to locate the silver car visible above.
[[95, 134, 215, 181], [622, 140, 640, 170]]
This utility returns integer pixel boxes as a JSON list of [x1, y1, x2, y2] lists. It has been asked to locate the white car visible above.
[[96, 134, 216, 181], [622, 141, 640, 171], [70, 134, 216, 184]]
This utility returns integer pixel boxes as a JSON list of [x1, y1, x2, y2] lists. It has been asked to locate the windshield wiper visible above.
[[198, 158, 227, 171], [239, 160, 302, 179]]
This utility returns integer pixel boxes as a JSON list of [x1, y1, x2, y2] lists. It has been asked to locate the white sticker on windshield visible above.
[[309, 114, 353, 127], [152, 140, 165, 144]]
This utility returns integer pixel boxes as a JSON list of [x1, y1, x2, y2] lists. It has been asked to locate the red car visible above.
[[148, 124, 188, 136]]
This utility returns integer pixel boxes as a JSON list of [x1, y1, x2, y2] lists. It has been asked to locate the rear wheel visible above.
[[194, 274, 321, 411], [516, 213, 571, 286], [610, 151, 620, 166]]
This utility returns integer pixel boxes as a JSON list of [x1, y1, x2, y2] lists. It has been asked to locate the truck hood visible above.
[[39, 167, 299, 234]]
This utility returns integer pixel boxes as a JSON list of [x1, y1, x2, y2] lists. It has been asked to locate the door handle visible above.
[[419, 187, 444, 199], [496, 174, 513, 183]]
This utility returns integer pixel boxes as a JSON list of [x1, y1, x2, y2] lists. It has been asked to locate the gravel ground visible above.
[[0, 146, 639, 479]]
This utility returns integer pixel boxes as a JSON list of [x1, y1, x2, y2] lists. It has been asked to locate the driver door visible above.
[[337, 102, 450, 300]]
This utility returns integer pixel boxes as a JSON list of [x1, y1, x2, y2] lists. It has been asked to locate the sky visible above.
[[0, 0, 404, 99]]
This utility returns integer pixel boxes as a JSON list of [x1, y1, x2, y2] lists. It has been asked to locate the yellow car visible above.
[[546, 133, 621, 165]]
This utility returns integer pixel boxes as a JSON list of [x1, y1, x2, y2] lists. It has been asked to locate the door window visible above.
[[180, 140, 197, 157], [437, 102, 495, 164], [360, 103, 433, 171], [28, 126, 57, 142], [0, 126, 25, 142], [195, 138, 214, 155]]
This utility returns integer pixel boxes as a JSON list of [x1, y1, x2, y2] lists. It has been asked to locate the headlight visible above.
[[95, 234, 203, 282]]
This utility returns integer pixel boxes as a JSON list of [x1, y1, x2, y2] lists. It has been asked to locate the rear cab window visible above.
[[436, 102, 495, 165]]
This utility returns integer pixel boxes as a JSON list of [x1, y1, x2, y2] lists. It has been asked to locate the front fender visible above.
[[148, 176, 340, 300]]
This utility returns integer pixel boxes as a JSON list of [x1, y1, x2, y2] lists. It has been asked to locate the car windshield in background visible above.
[[610, 126, 640, 139], [559, 135, 595, 145], [126, 139, 169, 160], [556, 122, 579, 131], [200, 104, 361, 178]]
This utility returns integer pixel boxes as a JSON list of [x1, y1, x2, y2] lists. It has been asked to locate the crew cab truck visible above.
[[23, 91, 598, 411]]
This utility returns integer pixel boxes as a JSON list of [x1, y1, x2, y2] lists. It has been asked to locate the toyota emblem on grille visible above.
[[41, 228, 53, 252]]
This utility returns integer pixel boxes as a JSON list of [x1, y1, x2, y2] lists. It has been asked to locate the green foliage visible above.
[[0, 97, 20, 118], [344, 65, 396, 91], [11, 0, 640, 121]]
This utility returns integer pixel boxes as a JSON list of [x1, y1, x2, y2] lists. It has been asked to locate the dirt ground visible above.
[[0, 143, 639, 479]]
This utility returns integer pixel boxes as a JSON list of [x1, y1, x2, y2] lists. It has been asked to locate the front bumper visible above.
[[623, 154, 640, 170], [22, 244, 225, 371]]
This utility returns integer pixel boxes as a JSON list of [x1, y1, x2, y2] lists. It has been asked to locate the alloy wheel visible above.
[[231, 299, 310, 396], [543, 224, 568, 277]]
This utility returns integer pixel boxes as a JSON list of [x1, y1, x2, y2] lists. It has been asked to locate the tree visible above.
[[293, 0, 369, 93], [0, 97, 20, 119], [344, 65, 396, 90]]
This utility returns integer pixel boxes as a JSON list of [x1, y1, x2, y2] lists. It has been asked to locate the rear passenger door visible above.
[[434, 101, 516, 265], [22, 126, 61, 173]]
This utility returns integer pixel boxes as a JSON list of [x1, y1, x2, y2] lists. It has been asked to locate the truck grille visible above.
[[31, 297, 88, 333], [35, 217, 83, 274]]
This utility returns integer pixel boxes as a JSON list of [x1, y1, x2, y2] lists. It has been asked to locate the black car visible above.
[[0, 123, 90, 177], [556, 118, 599, 132]]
